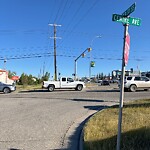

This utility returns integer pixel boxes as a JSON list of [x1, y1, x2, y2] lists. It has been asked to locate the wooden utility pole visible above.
[[49, 23, 61, 81]]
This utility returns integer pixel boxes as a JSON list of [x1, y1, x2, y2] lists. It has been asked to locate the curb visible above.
[[79, 123, 84, 150], [62, 110, 98, 150], [79, 110, 102, 150]]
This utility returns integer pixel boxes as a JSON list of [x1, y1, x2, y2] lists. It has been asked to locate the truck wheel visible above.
[[130, 85, 137, 92], [48, 85, 54, 92], [76, 85, 83, 91], [3, 87, 11, 94]]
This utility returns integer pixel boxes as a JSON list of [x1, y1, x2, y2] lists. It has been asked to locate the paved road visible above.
[[0, 84, 149, 150]]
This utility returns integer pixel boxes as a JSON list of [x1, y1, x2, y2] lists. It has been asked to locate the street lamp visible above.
[[4, 59, 7, 70], [89, 35, 102, 79]]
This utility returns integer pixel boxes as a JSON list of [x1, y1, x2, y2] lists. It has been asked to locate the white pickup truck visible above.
[[42, 77, 85, 92]]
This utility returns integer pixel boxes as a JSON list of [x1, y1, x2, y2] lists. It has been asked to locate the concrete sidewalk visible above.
[[62, 102, 117, 150], [62, 110, 98, 150]]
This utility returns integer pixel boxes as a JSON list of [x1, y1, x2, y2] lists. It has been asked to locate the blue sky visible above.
[[0, 0, 149, 79]]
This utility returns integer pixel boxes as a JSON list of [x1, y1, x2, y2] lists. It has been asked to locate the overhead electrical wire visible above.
[[48, 0, 57, 24], [1, 45, 150, 60], [56, 0, 100, 47], [55, 0, 70, 23], [62, 0, 85, 31], [46, 0, 94, 47], [0, 50, 149, 62], [53, 0, 65, 23], [69, 0, 99, 32]]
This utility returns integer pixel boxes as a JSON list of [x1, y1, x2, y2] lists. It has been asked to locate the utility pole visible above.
[[49, 23, 61, 81]]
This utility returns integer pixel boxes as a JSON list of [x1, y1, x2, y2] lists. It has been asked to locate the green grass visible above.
[[83, 99, 150, 150], [16, 84, 42, 92]]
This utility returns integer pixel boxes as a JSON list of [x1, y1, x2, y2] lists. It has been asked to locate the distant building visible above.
[[112, 69, 141, 79], [0, 69, 18, 84], [112, 69, 150, 80]]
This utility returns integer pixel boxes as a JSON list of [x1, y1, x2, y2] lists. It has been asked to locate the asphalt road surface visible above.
[[0, 84, 149, 150]]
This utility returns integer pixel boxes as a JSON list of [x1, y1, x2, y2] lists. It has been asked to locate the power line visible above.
[[53, 0, 64, 23], [57, 0, 100, 47], [55, 0, 70, 23], [0, 51, 149, 62]]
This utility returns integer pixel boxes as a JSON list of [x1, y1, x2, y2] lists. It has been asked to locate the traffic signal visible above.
[[87, 47, 92, 52], [82, 53, 86, 57], [90, 61, 95, 67]]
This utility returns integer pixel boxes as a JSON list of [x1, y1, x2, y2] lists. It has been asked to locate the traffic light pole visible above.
[[74, 48, 91, 80]]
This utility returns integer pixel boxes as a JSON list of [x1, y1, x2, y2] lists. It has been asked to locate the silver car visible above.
[[0, 82, 16, 94], [124, 76, 150, 92]]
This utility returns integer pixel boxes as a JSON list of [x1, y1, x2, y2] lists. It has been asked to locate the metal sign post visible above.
[[112, 3, 141, 150], [116, 24, 128, 150]]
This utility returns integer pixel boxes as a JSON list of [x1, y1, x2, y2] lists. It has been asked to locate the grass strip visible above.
[[83, 99, 150, 150], [16, 84, 42, 91]]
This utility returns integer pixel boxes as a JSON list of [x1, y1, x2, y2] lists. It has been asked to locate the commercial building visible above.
[[112, 69, 140, 80], [0, 69, 16, 84]]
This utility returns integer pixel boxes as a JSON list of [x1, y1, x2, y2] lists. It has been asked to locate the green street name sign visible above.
[[122, 3, 136, 17], [112, 14, 141, 26]]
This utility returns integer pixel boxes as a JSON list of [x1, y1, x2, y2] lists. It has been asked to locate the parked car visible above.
[[100, 80, 110, 86], [0, 82, 16, 94], [119, 76, 150, 92]]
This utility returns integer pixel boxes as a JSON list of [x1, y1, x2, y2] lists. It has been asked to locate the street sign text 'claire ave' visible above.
[[112, 14, 141, 26]]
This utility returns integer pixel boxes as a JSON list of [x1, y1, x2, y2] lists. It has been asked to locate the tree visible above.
[[41, 72, 50, 81], [108, 73, 111, 80], [16, 72, 50, 85], [96, 74, 99, 79], [8, 70, 16, 78], [100, 73, 104, 80], [28, 74, 35, 85], [19, 73, 28, 85]]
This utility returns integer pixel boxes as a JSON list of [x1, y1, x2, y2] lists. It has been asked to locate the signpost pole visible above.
[[116, 24, 129, 150], [112, 3, 141, 150]]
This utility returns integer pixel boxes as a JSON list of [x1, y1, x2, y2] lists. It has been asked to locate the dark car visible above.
[[0, 82, 16, 94], [101, 80, 110, 86]]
